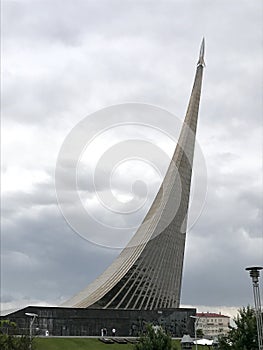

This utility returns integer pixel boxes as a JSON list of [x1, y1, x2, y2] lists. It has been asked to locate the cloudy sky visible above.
[[1, 0, 262, 318]]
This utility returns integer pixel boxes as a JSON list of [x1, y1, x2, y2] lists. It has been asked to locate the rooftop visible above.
[[196, 312, 230, 318]]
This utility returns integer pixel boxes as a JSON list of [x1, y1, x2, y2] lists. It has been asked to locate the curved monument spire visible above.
[[63, 39, 205, 310]]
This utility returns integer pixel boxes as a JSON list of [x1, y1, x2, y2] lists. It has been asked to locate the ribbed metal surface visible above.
[[63, 45, 204, 310]]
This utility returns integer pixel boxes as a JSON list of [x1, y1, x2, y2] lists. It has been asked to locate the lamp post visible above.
[[245, 266, 263, 350], [25, 312, 38, 350], [190, 315, 199, 350]]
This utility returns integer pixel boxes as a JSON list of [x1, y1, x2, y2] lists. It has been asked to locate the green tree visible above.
[[134, 323, 177, 350], [218, 306, 258, 350], [0, 320, 33, 350], [196, 328, 204, 338]]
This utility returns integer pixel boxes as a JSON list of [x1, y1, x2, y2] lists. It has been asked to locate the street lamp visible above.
[[25, 312, 38, 350], [190, 315, 199, 350], [245, 266, 263, 350]]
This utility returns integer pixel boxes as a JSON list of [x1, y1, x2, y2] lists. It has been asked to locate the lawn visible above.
[[35, 337, 182, 349], [35, 337, 135, 350]]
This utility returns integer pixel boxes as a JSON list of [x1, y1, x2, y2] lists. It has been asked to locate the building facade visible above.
[[63, 39, 205, 311], [196, 312, 230, 337]]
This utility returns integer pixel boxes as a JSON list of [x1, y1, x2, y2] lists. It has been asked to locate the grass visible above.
[[35, 337, 135, 350], [35, 337, 183, 349]]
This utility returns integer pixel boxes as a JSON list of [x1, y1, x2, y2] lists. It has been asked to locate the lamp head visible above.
[[25, 313, 38, 317], [246, 266, 263, 283]]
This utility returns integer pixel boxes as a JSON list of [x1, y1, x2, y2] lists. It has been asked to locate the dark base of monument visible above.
[[1, 306, 196, 337]]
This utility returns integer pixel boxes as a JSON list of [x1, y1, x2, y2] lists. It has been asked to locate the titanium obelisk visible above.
[[63, 39, 205, 310]]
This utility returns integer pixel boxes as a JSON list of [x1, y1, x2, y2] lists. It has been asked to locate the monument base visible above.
[[1, 306, 195, 337]]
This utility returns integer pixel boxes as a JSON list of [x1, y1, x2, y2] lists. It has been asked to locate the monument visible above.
[[63, 39, 205, 310], [1, 40, 205, 337]]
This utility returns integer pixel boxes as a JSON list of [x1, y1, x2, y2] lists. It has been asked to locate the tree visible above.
[[134, 323, 177, 350], [0, 320, 33, 350], [218, 306, 258, 350], [196, 328, 204, 338]]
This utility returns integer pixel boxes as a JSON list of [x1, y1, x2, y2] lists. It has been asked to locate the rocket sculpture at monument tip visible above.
[[197, 37, 205, 67], [63, 39, 205, 310]]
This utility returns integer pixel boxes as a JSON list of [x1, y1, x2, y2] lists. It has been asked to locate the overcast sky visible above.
[[1, 0, 262, 319]]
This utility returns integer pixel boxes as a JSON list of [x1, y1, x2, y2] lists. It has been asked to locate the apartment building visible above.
[[196, 312, 230, 337]]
